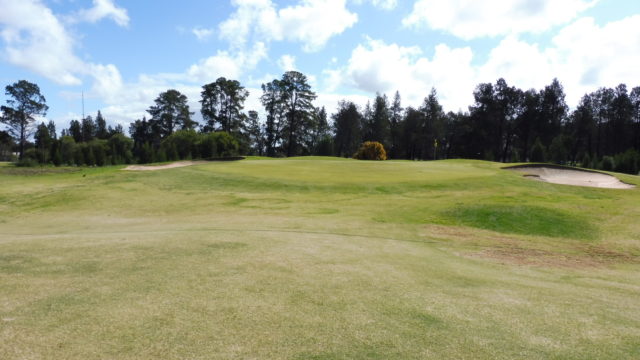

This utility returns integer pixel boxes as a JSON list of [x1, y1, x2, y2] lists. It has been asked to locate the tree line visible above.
[[2, 74, 640, 174]]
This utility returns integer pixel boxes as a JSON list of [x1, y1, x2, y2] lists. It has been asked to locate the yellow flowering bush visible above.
[[353, 141, 387, 160]]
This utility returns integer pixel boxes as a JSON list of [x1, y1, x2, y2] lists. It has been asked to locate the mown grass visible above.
[[1, 158, 639, 359]]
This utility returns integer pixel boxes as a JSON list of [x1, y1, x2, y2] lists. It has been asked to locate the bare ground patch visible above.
[[122, 161, 207, 171], [424, 224, 638, 268]]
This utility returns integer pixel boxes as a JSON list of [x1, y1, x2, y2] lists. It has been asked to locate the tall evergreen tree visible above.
[[68, 120, 83, 143], [81, 115, 95, 142], [389, 91, 403, 159], [401, 107, 424, 160], [308, 106, 330, 154], [420, 88, 446, 159], [631, 86, 640, 150], [260, 79, 284, 156], [46, 120, 57, 140], [592, 87, 615, 157], [610, 84, 633, 154], [245, 110, 264, 155], [538, 78, 568, 146], [95, 111, 108, 139], [279, 71, 317, 157], [34, 122, 53, 163], [367, 93, 391, 150], [513, 89, 540, 161], [200, 77, 248, 133], [0, 80, 49, 159], [147, 89, 195, 137], [333, 101, 362, 157]]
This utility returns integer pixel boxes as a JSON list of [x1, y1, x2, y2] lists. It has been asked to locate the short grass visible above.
[[1, 158, 640, 359]]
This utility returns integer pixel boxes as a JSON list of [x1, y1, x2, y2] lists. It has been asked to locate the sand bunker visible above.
[[507, 165, 635, 189], [122, 161, 205, 171]]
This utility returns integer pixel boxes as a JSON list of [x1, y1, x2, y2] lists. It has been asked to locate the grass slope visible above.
[[1, 158, 639, 359]]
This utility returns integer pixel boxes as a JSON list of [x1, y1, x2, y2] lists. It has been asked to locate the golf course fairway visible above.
[[1, 158, 639, 359]]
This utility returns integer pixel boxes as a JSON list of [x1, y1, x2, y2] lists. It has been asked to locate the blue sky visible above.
[[1, 0, 640, 131]]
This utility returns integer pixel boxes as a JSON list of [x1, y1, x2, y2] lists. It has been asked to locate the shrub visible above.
[[353, 141, 387, 160], [107, 134, 133, 164], [530, 138, 546, 163], [59, 136, 76, 165], [600, 156, 614, 171], [15, 149, 39, 167], [214, 132, 240, 157], [613, 149, 639, 175], [549, 135, 568, 164], [581, 153, 591, 169], [162, 129, 199, 160], [199, 131, 240, 158]]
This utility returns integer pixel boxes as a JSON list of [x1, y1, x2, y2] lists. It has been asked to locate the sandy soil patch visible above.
[[507, 165, 635, 189], [122, 161, 206, 171]]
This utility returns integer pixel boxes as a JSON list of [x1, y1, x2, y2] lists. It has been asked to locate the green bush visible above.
[[15, 149, 39, 167], [549, 135, 568, 164], [353, 141, 387, 160], [162, 130, 199, 160], [581, 153, 591, 169], [107, 134, 133, 164], [199, 132, 240, 158], [600, 156, 614, 171], [613, 149, 639, 175], [530, 138, 546, 162]]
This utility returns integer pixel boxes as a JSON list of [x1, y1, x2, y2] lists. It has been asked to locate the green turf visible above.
[[1, 158, 639, 359]]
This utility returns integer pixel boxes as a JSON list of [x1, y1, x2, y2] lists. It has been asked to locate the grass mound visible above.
[[443, 204, 596, 239]]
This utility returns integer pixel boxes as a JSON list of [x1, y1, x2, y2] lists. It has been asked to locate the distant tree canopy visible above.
[[4, 74, 640, 175]]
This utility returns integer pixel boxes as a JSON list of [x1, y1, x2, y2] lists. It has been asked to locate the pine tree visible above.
[[200, 77, 248, 133], [147, 89, 195, 137], [95, 111, 108, 139], [0, 80, 49, 159]]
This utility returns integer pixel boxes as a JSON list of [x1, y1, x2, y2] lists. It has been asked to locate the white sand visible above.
[[510, 166, 634, 189], [122, 161, 205, 171]]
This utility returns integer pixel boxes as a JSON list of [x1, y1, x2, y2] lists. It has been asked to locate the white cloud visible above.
[[192, 27, 214, 41], [327, 14, 640, 112], [0, 0, 85, 85], [186, 41, 267, 83], [325, 38, 475, 110], [478, 15, 640, 106], [277, 54, 296, 71], [219, 0, 358, 52], [73, 0, 130, 27], [352, 0, 397, 10], [403, 0, 597, 39]]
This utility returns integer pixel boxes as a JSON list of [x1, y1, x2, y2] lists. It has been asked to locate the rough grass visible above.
[[1, 158, 640, 359]]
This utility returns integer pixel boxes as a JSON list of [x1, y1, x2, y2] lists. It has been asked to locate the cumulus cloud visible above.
[[0, 0, 85, 85], [402, 0, 597, 39], [219, 0, 358, 52], [187, 41, 267, 82], [325, 38, 475, 110], [479, 15, 640, 106], [72, 0, 130, 27], [327, 14, 640, 112]]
